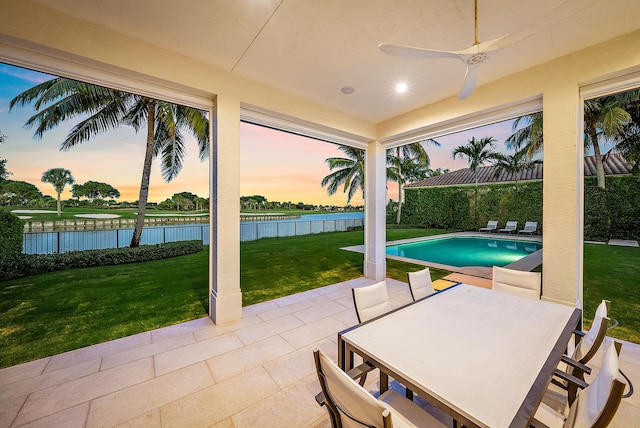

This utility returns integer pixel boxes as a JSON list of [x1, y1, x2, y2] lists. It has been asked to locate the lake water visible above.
[[23, 212, 365, 253]]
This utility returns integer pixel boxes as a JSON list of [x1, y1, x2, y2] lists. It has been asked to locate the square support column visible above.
[[541, 83, 582, 306], [209, 93, 243, 324], [364, 140, 387, 280]]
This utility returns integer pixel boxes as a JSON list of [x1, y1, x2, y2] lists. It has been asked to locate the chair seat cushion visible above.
[[379, 390, 446, 428]]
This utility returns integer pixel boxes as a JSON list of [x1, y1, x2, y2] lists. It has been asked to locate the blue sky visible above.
[[1, 63, 525, 206]]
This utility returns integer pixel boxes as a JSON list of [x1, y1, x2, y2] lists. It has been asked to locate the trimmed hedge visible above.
[[0, 210, 23, 257], [0, 240, 203, 281], [402, 181, 542, 231], [403, 176, 640, 241]]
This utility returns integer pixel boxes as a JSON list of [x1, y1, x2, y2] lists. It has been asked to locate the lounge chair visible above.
[[479, 220, 498, 232], [518, 221, 538, 235], [492, 265, 541, 300], [498, 221, 518, 234]]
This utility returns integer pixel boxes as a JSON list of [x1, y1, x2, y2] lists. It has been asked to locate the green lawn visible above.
[[1, 231, 638, 368], [583, 243, 640, 343], [0, 206, 208, 222]]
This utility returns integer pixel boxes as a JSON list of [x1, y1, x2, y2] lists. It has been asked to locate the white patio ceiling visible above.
[[27, 0, 640, 122]]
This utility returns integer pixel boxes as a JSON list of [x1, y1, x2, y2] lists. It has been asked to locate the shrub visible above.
[[0, 240, 203, 281], [0, 210, 23, 257]]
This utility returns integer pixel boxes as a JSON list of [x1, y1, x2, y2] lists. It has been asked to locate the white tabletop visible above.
[[340, 284, 579, 428]]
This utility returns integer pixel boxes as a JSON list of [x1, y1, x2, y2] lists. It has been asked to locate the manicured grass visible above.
[[0, 250, 210, 368], [0, 206, 208, 222], [0, 228, 446, 368], [240, 228, 450, 306], [583, 243, 640, 344], [2, 231, 638, 369]]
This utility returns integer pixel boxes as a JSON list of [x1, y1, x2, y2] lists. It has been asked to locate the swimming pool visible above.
[[385, 236, 541, 268]]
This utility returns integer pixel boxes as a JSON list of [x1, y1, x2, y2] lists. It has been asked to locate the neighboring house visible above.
[[405, 154, 632, 189]]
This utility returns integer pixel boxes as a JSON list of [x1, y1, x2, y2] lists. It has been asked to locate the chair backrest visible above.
[[486, 220, 498, 228], [505, 221, 517, 229], [352, 281, 393, 323], [491, 266, 541, 300], [524, 221, 537, 231], [573, 300, 610, 364], [314, 349, 391, 428], [564, 338, 626, 428], [406, 268, 435, 302]]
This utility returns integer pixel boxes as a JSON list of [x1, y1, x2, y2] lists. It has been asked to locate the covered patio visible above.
[[1, 0, 640, 426], [1, 278, 639, 427]]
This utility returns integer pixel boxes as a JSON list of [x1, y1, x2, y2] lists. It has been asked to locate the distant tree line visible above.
[[158, 192, 209, 211], [240, 195, 362, 211]]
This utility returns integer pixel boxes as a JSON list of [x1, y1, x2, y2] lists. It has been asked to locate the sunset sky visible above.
[[1, 63, 522, 207]]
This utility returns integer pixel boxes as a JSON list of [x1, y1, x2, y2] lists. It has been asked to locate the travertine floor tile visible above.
[[153, 332, 243, 376], [14, 358, 153, 426], [234, 314, 303, 345], [113, 409, 160, 428], [0, 359, 100, 401], [86, 362, 213, 427], [45, 332, 151, 373], [0, 395, 27, 428], [101, 331, 195, 370], [16, 403, 89, 428], [256, 299, 312, 321], [149, 316, 213, 342], [263, 338, 335, 389], [231, 381, 326, 427], [159, 366, 279, 427], [206, 335, 294, 382], [292, 300, 349, 324], [280, 316, 349, 349], [0, 358, 49, 386]]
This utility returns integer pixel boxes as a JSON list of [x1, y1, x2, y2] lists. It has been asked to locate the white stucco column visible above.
[[209, 93, 243, 324], [364, 139, 387, 280], [541, 82, 582, 306]]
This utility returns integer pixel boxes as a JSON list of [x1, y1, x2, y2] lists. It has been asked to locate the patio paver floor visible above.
[[1, 278, 638, 427]]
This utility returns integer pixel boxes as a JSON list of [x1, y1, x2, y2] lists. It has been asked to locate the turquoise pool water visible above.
[[386, 236, 541, 268]]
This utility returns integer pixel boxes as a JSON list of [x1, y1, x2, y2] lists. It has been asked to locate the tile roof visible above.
[[406, 154, 632, 188]]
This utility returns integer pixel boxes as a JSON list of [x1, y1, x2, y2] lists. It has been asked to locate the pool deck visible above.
[[1, 277, 638, 427], [342, 231, 543, 281]]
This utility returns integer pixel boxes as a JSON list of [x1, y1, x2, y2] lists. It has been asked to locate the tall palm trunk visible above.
[[130, 102, 156, 247], [56, 191, 62, 217], [396, 147, 403, 224], [587, 124, 606, 188]]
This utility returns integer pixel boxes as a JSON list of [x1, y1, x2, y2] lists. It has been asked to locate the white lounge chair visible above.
[[492, 265, 541, 300], [518, 221, 538, 235], [479, 220, 498, 232], [498, 221, 518, 234]]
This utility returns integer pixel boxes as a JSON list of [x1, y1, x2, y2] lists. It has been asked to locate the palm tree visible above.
[[387, 141, 439, 224], [10, 78, 209, 247], [504, 112, 543, 157], [492, 150, 542, 218], [584, 90, 640, 188], [321, 145, 365, 204], [452, 136, 498, 223], [615, 99, 640, 174], [41, 168, 75, 217]]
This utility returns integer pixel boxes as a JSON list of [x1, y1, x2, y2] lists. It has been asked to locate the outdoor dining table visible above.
[[338, 283, 582, 428]]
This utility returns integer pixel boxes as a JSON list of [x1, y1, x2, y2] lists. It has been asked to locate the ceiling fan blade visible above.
[[378, 43, 465, 62], [484, 0, 600, 51], [459, 64, 480, 100]]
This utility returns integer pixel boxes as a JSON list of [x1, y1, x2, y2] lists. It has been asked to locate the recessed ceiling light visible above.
[[341, 86, 355, 94], [395, 82, 408, 93]]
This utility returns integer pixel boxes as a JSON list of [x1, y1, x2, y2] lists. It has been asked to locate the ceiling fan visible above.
[[379, 0, 596, 100]]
